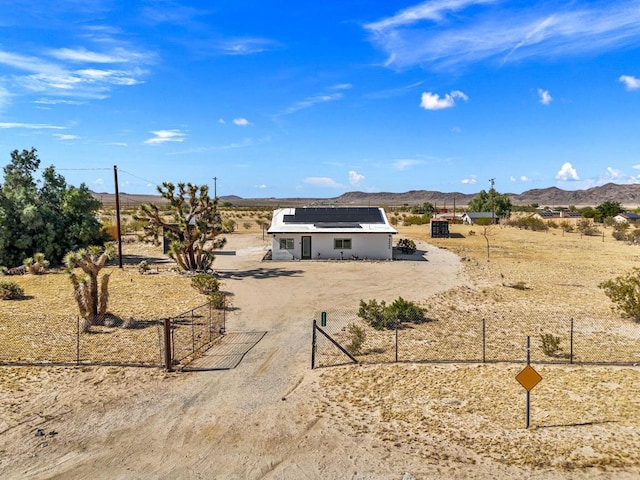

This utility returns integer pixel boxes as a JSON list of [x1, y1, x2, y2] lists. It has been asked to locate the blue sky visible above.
[[1, 0, 640, 198]]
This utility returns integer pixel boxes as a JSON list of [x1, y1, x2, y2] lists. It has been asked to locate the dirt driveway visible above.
[[2, 234, 471, 479]]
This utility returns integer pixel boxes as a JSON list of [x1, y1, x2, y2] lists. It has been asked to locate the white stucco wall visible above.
[[271, 233, 393, 260]]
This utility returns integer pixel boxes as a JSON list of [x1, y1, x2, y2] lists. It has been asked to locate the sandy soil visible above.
[[1, 233, 639, 479]]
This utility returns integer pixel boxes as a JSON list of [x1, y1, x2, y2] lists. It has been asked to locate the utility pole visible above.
[[113, 165, 123, 268], [213, 176, 217, 199]]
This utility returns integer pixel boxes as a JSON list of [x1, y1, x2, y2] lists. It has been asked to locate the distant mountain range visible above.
[[94, 183, 640, 209]]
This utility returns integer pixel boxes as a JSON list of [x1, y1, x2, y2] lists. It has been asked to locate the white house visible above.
[[614, 213, 640, 223], [461, 212, 497, 225], [267, 207, 397, 260]]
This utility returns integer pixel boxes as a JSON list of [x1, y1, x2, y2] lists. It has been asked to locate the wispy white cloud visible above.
[[281, 92, 344, 115], [35, 98, 85, 105], [461, 176, 477, 185], [420, 90, 468, 110], [304, 177, 345, 188], [0, 122, 65, 129], [619, 74, 640, 90], [144, 129, 187, 145], [393, 159, 423, 170], [365, 0, 497, 32], [53, 133, 78, 140], [510, 175, 529, 182], [330, 83, 353, 90], [233, 118, 251, 126], [556, 162, 579, 181], [538, 88, 552, 105], [364, 1, 640, 70], [0, 30, 152, 101], [49, 47, 143, 64], [218, 37, 279, 55], [255, 184, 267, 189], [349, 170, 365, 186]]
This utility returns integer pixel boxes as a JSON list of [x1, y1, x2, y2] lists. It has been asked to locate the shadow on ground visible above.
[[216, 267, 304, 280]]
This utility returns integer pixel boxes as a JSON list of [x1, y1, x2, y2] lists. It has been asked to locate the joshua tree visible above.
[[64, 243, 115, 327], [137, 182, 226, 271], [23, 252, 50, 274]]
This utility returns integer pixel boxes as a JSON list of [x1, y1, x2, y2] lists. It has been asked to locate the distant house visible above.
[[267, 207, 397, 260], [532, 210, 583, 225], [614, 213, 640, 223], [461, 212, 497, 225]]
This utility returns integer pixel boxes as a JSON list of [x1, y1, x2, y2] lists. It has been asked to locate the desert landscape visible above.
[[1, 217, 640, 479]]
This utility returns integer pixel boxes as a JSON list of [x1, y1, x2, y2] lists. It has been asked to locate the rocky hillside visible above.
[[94, 183, 640, 209]]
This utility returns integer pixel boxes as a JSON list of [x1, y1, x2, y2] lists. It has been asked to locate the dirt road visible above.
[[3, 234, 470, 479]]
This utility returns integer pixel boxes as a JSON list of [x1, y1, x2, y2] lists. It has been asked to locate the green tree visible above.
[[137, 182, 226, 271], [596, 201, 623, 219], [467, 189, 512, 219], [0, 148, 108, 267]]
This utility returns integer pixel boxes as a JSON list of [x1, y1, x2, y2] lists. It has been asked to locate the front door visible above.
[[301, 236, 312, 259]]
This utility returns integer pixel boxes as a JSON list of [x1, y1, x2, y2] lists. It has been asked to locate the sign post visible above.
[[515, 336, 542, 428]]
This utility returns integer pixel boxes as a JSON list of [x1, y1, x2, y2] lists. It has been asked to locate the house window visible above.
[[279, 238, 294, 250], [334, 238, 352, 249]]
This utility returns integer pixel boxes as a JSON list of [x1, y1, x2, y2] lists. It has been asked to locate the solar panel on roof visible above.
[[284, 207, 384, 224]]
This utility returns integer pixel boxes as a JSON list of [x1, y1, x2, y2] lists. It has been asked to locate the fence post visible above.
[[311, 319, 317, 369], [570, 317, 574, 364], [395, 320, 399, 362], [482, 318, 486, 363], [191, 310, 196, 354], [76, 316, 80, 364], [209, 300, 213, 343], [164, 318, 173, 372]]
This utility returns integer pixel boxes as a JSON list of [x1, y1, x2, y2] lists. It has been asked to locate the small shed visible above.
[[267, 207, 397, 260], [430, 220, 450, 238]]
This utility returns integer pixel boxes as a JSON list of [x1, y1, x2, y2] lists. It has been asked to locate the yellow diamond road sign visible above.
[[516, 365, 542, 392]]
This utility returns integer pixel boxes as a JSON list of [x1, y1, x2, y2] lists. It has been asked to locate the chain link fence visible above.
[[312, 307, 640, 368], [170, 301, 226, 367], [0, 299, 225, 368]]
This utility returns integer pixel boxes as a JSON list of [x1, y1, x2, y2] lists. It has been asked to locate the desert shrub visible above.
[[191, 273, 220, 295], [389, 216, 398, 226], [558, 220, 574, 232], [23, 252, 49, 274], [397, 238, 416, 254], [358, 299, 393, 330], [547, 220, 558, 229], [403, 215, 429, 226], [468, 230, 476, 236], [345, 323, 366, 355], [208, 291, 226, 310], [599, 268, 640, 321], [243, 222, 252, 230], [577, 218, 600, 236], [357, 297, 426, 330], [386, 297, 426, 324], [540, 333, 562, 357], [222, 218, 236, 233], [0, 280, 24, 300], [510, 216, 548, 231]]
